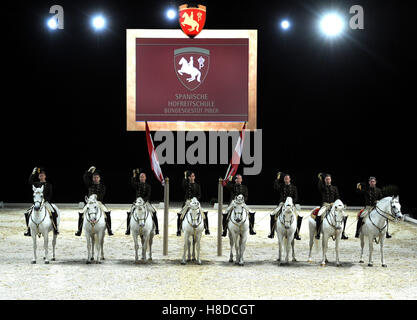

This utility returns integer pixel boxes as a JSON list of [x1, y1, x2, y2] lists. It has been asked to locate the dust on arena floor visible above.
[[1, 205, 416, 300]]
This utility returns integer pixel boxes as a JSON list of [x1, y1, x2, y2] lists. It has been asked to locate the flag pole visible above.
[[163, 177, 169, 256], [217, 178, 223, 256]]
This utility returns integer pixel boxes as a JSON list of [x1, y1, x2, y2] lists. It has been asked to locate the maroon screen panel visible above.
[[136, 38, 248, 122]]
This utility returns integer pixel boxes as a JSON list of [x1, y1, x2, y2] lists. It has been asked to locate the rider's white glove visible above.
[[88, 166, 96, 173], [32, 167, 37, 175]]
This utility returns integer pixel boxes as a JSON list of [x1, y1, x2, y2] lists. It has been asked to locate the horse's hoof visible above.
[[97, 261, 102, 264], [191, 258, 196, 262], [90, 257, 94, 261], [181, 261, 186, 265], [368, 263, 373, 267], [321, 263, 326, 267], [229, 259, 234, 263], [51, 258, 55, 261], [239, 262, 244, 266], [86, 261, 91, 264], [101, 257, 105, 260], [44, 261, 49, 264], [337, 263, 342, 267], [31, 260, 36, 264], [359, 260, 364, 263], [148, 258, 153, 261], [382, 264, 387, 268], [325, 259, 329, 263], [292, 258, 297, 262], [43, 257, 45, 260], [197, 261, 202, 265]]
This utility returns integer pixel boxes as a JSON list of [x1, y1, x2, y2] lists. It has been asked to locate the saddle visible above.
[[311, 208, 320, 219]]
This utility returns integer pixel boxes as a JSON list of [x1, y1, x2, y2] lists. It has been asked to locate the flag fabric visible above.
[[222, 122, 246, 186], [145, 121, 165, 186]]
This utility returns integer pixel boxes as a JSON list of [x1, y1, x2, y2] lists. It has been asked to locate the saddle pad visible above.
[[312, 208, 320, 216], [357, 209, 364, 218]]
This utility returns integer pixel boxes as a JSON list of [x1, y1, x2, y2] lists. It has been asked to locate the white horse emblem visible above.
[[181, 12, 200, 32], [178, 56, 201, 83]]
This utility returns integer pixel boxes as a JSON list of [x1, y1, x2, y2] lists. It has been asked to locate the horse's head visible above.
[[188, 197, 201, 228], [32, 185, 44, 210], [390, 196, 403, 221], [85, 196, 99, 223], [332, 199, 345, 230], [232, 195, 245, 223], [179, 57, 186, 65], [282, 197, 295, 229], [134, 197, 147, 227]]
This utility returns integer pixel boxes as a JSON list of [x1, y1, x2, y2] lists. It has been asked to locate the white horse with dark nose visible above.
[[83, 194, 106, 264], [130, 197, 155, 263], [29, 185, 60, 264], [308, 199, 346, 266], [228, 194, 249, 266], [276, 197, 297, 265], [181, 197, 204, 265], [359, 196, 403, 267]]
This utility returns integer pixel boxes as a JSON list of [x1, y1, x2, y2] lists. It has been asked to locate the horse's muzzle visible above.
[[34, 203, 41, 210]]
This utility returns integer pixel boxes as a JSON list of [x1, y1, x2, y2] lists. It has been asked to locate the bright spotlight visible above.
[[280, 20, 290, 30], [166, 9, 177, 20], [320, 13, 344, 37], [91, 15, 106, 30], [47, 17, 58, 30]]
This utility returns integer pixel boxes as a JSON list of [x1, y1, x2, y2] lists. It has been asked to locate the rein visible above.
[[132, 204, 150, 225], [30, 200, 47, 231], [325, 206, 344, 231], [230, 206, 248, 227], [368, 200, 398, 233], [185, 207, 203, 229], [85, 204, 102, 228], [278, 207, 295, 228]]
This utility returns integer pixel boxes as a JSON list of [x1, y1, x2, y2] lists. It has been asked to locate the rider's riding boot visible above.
[[386, 221, 392, 238], [249, 211, 256, 235], [152, 212, 159, 235], [355, 217, 363, 238], [51, 210, 59, 235], [222, 213, 228, 237], [315, 216, 322, 240], [105, 212, 114, 236], [176, 213, 182, 236], [268, 215, 275, 238], [75, 212, 83, 236], [24, 211, 31, 236], [203, 211, 210, 235], [295, 215, 303, 240], [125, 211, 131, 235], [341, 216, 348, 240]]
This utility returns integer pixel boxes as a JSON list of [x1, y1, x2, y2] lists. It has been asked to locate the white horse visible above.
[[181, 12, 200, 32], [276, 197, 297, 265], [130, 197, 155, 263], [181, 197, 204, 265], [308, 199, 346, 266], [228, 194, 249, 266], [178, 57, 201, 83], [29, 185, 60, 264], [83, 194, 106, 264], [359, 196, 403, 267]]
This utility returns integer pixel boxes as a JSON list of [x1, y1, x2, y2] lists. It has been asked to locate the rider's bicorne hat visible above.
[[92, 169, 102, 176], [37, 167, 46, 175], [369, 176, 377, 181]]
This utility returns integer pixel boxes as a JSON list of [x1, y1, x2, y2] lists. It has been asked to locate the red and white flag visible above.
[[145, 121, 165, 186], [222, 123, 246, 186]]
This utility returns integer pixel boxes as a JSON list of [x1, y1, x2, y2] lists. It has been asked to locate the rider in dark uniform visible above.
[[268, 172, 302, 239], [176, 170, 210, 236], [355, 176, 390, 238], [125, 169, 159, 235], [222, 174, 256, 236], [75, 166, 114, 236], [25, 167, 59, 236], [316, 173, 347, 239]]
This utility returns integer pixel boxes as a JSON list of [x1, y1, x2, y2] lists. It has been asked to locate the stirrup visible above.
[[268, 233, 274, 239]]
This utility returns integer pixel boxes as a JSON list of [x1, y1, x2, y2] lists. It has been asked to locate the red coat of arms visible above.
[[179, 4, 206, 38]]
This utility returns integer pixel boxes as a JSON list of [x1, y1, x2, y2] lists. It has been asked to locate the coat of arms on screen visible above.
[[174, 47, 210, 91], [179, 4, 206, 38]]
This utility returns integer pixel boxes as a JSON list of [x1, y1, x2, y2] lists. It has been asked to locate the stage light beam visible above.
[[47, 17, 58, 30], [280, 20, 290, 30], [166, 9, 177, 20], [91, 15, 106, 31], [320, 13, 344, 37]]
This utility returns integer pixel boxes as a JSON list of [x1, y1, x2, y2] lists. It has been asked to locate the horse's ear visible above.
[[85, 196, 89, 203], [32, 185, 36, 192], [39, 185, 44, 193]]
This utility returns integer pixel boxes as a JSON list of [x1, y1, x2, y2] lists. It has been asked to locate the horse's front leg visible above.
[[321, 235, 329, 266], [96, 232, 103, 264], [133, 232, 139, 263], [43, 232, 49, 264], [284, 235, 291, 264], [228, 231, 234, 263], [196, 233, 202, 265], [142, 233, 149, 261], [277, 233, 283, 264], [239, 233, 247, 266], [359, 233, 365, 263], [86, 234, 91, 264], [307, 221, 314, 262], [91, 233, 95, 262], [368, 236, 374, 267], [380, 234, 386, 267], [52, 232, 57, 261], [335, 233, 341, 266], [234, 234, 240, 265], [31, 231, 37, 264], [291, 238, 296, 262], [192, 235, 196, 261], [148, 234, 154, 261], [181, 234, 188, 265]]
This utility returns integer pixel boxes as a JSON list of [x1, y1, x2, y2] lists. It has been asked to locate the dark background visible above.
[[3, 0, 416, 216]]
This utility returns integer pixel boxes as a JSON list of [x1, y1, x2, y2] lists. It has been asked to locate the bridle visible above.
[[369, 199, 401, 232], [85, 201, 102, 227], [230, 203, 248, 226], [325, 205, 344, 230], [278, 205, 295, 229], [186, 204, 202, 229], [132, 202, 149, 225], [30, 196, 47, 230]]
